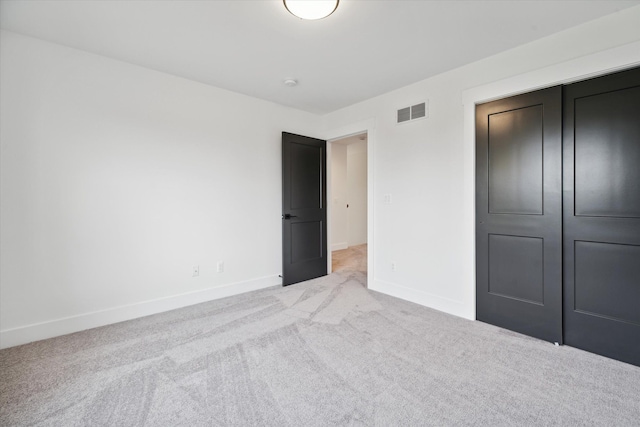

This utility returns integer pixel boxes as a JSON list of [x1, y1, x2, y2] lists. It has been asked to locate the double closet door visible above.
[[476, 67, 640, 367]]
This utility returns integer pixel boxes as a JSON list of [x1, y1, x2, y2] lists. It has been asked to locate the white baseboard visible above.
[[0, 275, 281, 349], [370, 279, 474, 320], [331, 242, 348, 251]]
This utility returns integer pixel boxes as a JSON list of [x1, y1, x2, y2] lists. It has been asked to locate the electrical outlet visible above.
[[217, 261, 224, 273], [391, 261, 396, 272], [383, 194, 392, 205], [192, 265, 199, 277]]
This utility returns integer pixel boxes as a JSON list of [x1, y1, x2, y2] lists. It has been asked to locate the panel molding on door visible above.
[[476, 86, 563, 344], [563, 67, 640, 366]]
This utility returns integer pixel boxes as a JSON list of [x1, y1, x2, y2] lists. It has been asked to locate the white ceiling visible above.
[[1, 1, 638, 114]]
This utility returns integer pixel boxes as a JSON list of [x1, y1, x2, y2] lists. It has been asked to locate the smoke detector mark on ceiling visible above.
[[397, 101, 428, 124]]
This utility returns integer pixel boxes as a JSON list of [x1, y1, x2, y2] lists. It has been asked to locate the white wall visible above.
[[330, 143, 348, 251], [322, 6, 640, 319], [0, 31, 321, 348], [347, 141, 367, 246]]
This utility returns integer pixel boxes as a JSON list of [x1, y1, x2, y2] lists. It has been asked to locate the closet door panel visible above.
[[476, 86, 563, 343], [564, 66, 640, 367]]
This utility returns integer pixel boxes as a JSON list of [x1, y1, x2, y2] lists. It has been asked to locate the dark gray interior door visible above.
[[282, 132, 327, 286], [476, 87, 563, 343], [563, 67, 640, 366]]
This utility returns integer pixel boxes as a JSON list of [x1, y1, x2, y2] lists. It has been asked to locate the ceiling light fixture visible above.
[[284, 79, 298, 87], [283, 0, 339, 20]]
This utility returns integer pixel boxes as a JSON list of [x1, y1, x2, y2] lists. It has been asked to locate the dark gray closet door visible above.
[[476, 87, 563, 343], [563, 67, 640, 366]]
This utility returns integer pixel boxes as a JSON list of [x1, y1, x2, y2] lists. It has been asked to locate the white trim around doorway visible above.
[[323, 119, 376, 284]]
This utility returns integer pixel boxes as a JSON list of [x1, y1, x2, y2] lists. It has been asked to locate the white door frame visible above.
[[323, 119, 376, 280]]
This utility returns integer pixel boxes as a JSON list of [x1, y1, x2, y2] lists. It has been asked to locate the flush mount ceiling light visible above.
[[283, 0, 339, 20]]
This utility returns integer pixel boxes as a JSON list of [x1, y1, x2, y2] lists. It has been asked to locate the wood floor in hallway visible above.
[[332, 244, 367, 274]]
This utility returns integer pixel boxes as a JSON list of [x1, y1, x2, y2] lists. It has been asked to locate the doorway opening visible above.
[[329, 132, 368, 276]]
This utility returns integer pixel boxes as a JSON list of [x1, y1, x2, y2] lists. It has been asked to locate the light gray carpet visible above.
[[1, 268, 639, 426]]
